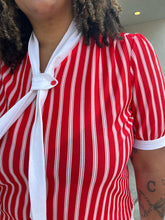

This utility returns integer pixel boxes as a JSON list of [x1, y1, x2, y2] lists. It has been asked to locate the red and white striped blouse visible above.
[[0, 29, 165, 220]]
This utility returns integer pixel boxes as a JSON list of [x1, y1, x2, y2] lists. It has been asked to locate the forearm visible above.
[[131, 148, 165, 220], [134, 170, 165, 220]]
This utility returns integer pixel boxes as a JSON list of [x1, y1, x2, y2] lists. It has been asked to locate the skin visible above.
[[131, 147, 165, 219], [15, 0, 73, 72]]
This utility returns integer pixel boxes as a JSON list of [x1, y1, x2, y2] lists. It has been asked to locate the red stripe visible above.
[[0, 33, 165, 219]]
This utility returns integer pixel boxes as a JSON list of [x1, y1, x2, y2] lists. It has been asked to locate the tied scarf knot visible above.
[[0, 21, 81, 220], [31, 73, 58, 91]]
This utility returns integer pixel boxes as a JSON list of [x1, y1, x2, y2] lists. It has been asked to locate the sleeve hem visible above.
[[133, 135, 165, 150]]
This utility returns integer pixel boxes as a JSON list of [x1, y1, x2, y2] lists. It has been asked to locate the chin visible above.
[[28, 0, 57, 14], [18, 0, 71, 22]]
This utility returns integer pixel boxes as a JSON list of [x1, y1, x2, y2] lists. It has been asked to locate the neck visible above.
[[31, 12, 73, 72]]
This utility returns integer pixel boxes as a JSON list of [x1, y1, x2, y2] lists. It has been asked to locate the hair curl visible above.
[[0, 0, 122, 73]]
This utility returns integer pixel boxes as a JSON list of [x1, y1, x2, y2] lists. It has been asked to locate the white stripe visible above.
[[0, 139, 10, 220], [9, 103, 35, 219], [44, 89, 55, 166], [126, 175, 132, 219], [8, 61, 24, 107], [3, 76, 14, 109], [0, 86, 6, 107], [117, 41, 132, 133], [16, 57, 29, 100], [64, 40, 83, 220], [110, 42, 129, 220], [122, 177, 129, 218], [84, 44, 98, 220], [131, 51, 151, 139], [121, 34, 138, 218], [0, 84, 4, 97], [0, 207, 11, 219], [0, 105, 7, 117], [74, 44, 90, 220], [116, 174, 125, 220], [0, 134, 14, 218], [11, 102, 36, 220], [125, 35, 161, 139], [53, 54, 72, 220], [124, 35, 134, 77], [142, 38, 165, 137], [132, 82, 143, 137], [44, 64, 61, 166], [26, 69, 32, 93], [1, 96, 34, 219], [98, 40, 123, 219], [94, 52, 110, 220], [107, 127, 120, 219], [9, 113, 26, 219], [21, 102, 36, 219], [1, 67, 11, 83], [127, 38, 144, 139], [151, 42, 165, 95], [7, 141, 19, 219], [135, 37, 158, 138], [122, 175, 129, 220]]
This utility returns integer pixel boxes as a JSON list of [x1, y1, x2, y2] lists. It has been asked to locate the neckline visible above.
[[28, 21, 82, 76]]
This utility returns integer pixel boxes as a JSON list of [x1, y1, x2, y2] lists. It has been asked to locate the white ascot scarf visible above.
[[0, 21, 81, 220]]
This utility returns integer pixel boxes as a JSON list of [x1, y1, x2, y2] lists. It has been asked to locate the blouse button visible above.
[[51, 80, 57, 86]]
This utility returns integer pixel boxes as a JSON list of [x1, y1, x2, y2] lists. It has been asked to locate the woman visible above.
[[0, 0, 165, 219]]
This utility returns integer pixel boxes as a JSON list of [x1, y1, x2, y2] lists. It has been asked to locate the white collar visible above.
[[0, 21, 81, 220]]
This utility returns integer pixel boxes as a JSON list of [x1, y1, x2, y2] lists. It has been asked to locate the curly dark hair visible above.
[[0, 0, 122, 73]]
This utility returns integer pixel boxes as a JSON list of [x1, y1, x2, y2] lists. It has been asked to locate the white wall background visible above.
[[125, 18, 165, 76]]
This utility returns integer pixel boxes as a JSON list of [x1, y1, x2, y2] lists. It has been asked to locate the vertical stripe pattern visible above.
[[0, 33, 165, 220]]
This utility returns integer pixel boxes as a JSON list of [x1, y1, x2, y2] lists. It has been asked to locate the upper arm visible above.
[[131, 147, 165, 173]]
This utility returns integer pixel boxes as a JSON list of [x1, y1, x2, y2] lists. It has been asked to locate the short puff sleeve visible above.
[[130, 33, 165, 150]]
